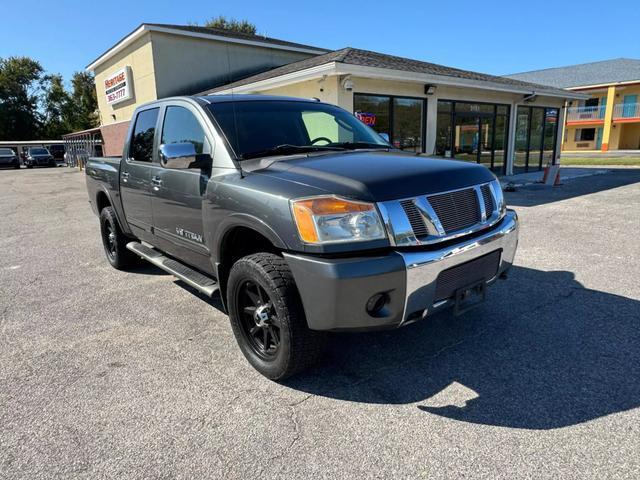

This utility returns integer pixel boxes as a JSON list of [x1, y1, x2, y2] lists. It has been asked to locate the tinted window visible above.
[[0, 148, 14, 155], [130, 108, 159, 162], [30, 148, 49, 155], [161, 106, 206, 154]]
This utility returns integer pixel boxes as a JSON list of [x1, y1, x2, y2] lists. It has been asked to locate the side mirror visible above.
[[378, 132, 390, 143], [159, 143, 210, 169]]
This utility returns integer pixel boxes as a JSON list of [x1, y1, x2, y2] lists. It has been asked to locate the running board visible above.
[[126, 242, 219, 297]]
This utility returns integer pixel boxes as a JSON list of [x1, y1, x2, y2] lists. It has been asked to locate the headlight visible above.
[[291, 196, 386, 244]]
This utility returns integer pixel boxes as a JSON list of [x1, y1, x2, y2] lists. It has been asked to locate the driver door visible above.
[[150, 103, 213, 271]]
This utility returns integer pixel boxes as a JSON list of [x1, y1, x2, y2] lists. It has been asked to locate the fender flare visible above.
[[96, 186, 131, 235], [212, 213, 288, 263]]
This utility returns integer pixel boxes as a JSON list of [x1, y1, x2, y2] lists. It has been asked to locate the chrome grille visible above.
[[427, 188, 480, 234], [481, 184, 494, 214], [400, 200, 429, 237]]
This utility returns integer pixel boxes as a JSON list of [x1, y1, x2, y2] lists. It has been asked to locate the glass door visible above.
[[479, 116, 493, 168], [453, 115, 479, 162]]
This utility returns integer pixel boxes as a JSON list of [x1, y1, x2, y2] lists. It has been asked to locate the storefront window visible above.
[[354, 95, 390, 140], [354, 94, 424, 152], [514, 106, 559, 173], [436, 101, 452, 157], [436, 100, 509, 174], [392, 98, 423, 152]]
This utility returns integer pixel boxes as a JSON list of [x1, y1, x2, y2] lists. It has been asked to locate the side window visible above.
[[161, 106, 207, 154], [129, 108, 159, 162]]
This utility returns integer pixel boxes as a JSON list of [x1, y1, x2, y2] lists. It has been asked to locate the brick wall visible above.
[[100, 121, 130, 157]]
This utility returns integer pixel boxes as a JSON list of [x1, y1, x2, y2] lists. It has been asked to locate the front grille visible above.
[[400, 200, 429, 237], [481, 184, 495, 214], [427, 187, 480, 233], [434, 250, 501, 301]]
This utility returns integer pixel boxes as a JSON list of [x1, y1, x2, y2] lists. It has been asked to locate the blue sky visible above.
[[2, 0, 639, 85]]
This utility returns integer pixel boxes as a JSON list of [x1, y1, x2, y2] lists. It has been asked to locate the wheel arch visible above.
[[214, 217, 288, 311]]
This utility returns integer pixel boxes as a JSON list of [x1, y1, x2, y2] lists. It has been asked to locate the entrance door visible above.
[[596, 127, 603, 150], [120, 107, 160, 236], [453, 115, 479, 163], [479, 116, 493, 169]]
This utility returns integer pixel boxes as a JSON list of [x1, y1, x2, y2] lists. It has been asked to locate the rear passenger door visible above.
[[120, 107, 159, 237], [151, 103, 213, 268]]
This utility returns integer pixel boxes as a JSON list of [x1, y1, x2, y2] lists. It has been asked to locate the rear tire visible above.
[[99, 206, 138, 270], [227, 253, 325, 380], [26, 164, 33, 169]]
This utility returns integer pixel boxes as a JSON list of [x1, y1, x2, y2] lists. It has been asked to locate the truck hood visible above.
[[247, 151, 496, 202]]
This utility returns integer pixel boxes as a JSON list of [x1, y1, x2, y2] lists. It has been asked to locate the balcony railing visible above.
[[613, 102, 640, 120], [566, 105, 606, 122]]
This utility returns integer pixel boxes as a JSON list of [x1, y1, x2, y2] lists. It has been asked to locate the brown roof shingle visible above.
[[202, 47, 578, 97]]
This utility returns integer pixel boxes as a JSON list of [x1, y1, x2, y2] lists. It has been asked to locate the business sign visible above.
[[104, 67, 133, 105], [355, 111, 376, 126]]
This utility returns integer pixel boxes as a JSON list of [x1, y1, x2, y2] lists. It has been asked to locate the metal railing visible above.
[[566, 105, 606, 122], [613, 102, 640, 120]]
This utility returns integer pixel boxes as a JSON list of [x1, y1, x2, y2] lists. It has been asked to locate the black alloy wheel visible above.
[[227, 253, 326, 380], [99, 206, 138, 270], [237, 280, 281, 360]]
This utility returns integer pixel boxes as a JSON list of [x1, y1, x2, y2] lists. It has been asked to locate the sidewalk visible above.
[[500, 167, 610, 187]]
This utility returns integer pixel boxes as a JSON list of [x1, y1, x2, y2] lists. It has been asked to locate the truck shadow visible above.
[[504, 168, 640, 207], [284, 266, 640, 430]]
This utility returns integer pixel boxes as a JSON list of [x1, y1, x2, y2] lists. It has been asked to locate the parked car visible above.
[[48, 144, 65, 162], [24, 147, 56, 168], [85, 95, 518, 380], [0, 148, 20, 169]]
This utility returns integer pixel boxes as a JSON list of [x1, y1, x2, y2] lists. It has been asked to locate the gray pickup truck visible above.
[[86, 95, 518, 379]]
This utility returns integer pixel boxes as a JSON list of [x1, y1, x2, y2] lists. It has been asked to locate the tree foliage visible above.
[[202, 16, 257, 35], [68, 71, 99, 131], [0, 56, 43, 140], [0, 56, 99, 140]]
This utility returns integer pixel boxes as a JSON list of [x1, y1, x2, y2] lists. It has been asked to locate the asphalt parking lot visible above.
[[1, 166, 639, 479]]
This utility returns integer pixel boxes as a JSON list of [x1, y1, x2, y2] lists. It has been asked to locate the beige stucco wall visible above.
[[93, 33, 158, 126], [150, 32, 315, 99]]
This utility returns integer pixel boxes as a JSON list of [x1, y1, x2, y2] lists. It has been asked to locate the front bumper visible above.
[[284, 210, 518, 331]]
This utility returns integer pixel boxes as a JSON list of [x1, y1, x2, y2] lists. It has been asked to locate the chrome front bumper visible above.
[[398, 209, 518, 323], [285, 210, 518, 331]]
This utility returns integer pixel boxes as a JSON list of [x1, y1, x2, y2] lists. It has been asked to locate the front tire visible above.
[[99, 206, 138, 270], [227, 253, 325, 380]]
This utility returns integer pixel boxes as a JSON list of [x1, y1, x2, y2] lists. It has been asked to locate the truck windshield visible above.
[[207, 100, 390, 160]]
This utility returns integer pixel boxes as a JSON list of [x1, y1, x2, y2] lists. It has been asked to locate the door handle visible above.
[[121, 171, 130, 182], [151, 176, 163, 188]]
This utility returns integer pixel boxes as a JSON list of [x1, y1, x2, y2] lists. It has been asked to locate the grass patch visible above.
[[561, 157, 640, 166]]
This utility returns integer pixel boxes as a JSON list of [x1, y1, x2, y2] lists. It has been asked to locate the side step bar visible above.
[[126, 242, 219, 297]]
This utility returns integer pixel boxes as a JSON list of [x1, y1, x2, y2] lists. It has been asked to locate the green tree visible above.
[[68, 71, 99, 131], [41, 73, 72, 138], [202, 16, 257, 35], [0, 56, 43, 140]]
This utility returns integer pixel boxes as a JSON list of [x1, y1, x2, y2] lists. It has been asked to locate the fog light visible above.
[[366, 292, 389, 315]]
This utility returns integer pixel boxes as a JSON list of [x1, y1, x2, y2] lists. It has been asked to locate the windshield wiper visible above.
[[329, 141, 390, 150], [240, 144, 345, 160]]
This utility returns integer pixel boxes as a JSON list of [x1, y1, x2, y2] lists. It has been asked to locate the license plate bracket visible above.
[[454, 280, 487, 316]]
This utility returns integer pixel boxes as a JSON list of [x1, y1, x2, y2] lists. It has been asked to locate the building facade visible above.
[[88, 24, 584, 173], [508, 58, 640, 153]]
